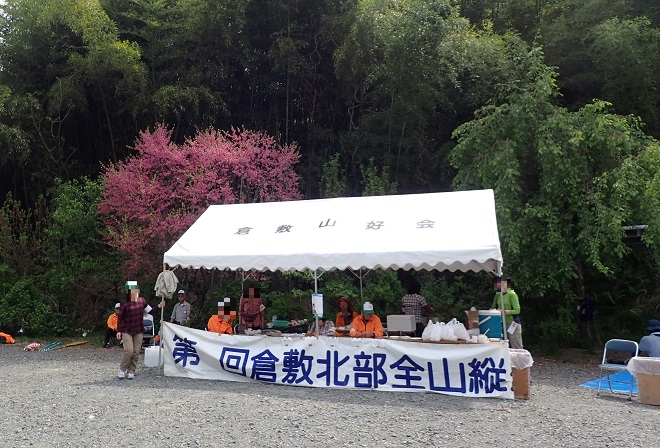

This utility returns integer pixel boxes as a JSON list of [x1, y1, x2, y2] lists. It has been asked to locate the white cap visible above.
[[115, 303, 121, 309], [177, 289, 185, 294], [362, 302, 374, 314], [145, 305, 153, 313]]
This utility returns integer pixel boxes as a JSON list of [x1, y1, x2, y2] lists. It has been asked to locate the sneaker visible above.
[[117, 370, 126, 379], [103, 344, 109, 349], [127, 372, 134, 380]]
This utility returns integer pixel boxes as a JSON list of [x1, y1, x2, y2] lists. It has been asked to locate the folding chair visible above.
[[142, 318, 156, 347], [596, 339, 639, 400]]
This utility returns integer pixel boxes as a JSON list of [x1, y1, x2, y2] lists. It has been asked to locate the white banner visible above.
[[162, 323, 513, 399]]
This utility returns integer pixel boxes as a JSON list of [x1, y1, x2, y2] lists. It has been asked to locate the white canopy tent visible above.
[[163, 189, 502, 275], [160, 190, 514, 391]]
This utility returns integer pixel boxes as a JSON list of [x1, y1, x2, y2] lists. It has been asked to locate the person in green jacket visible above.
[[491, 277, 523, 349]]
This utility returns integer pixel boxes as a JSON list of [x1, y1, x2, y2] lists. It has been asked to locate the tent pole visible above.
[[313, 270, 320, 337], [359, 268, 363, 301], [497, 262, 508, 343], [158, 263, 167, 375], [159, 298, 165, 375], [348, 268, 370, 301]]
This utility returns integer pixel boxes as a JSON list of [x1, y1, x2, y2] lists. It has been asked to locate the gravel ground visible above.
[[1, 342, 658, 448]]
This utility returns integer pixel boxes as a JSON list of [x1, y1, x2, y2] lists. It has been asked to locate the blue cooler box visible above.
[[478, 310, 503, 338]]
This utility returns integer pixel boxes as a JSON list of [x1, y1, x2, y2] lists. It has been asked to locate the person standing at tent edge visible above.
[[491, 277, 523, 349], [171, 290, 192, 325]]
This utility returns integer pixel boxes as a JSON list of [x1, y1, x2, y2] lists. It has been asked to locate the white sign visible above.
[[311, 293, 324, 317], [162, 323, 513, 398]]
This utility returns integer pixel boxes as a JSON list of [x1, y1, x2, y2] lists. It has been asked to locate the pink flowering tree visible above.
[[98, 125, 302, 287]]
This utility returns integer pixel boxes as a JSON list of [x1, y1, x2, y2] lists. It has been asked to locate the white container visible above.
[[386, 315, 416, 332], [144, 345, 163, 367]]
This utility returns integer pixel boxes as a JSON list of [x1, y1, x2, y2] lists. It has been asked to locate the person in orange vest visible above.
[[0, 332, 15, 344], [349, 302, 384, 338], [103, 303, 120, 348], [207, 298, 234, 335]]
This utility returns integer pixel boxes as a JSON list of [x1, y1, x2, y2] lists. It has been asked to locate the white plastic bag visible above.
[[441, 321, 458, 341], [449, 318, 470, 341], [421, 320, 434, 341], [477, 334, 490, 343], [430, 322, 443, 342]]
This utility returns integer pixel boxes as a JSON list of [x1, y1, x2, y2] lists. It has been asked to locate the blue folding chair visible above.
[[142, 318, 156, 347], [596, 339, 639, 400]]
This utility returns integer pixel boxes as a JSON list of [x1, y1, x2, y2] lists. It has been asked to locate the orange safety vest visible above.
[[107, 313, 118, 331], [207, 316, 233, 335], [349, 314, 384, 338]]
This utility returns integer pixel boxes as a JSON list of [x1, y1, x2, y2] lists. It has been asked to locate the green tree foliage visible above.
[[102, 0, 243, 139], [234, 0, 351, 196], [458, 0, 542, 41], [451, 48, 657, 293], [334, 0, 535, 192], [0, 178, 123, 332], [589, 17, 660, 137], [0, 193, 48, 278], [360, 158, 397, 196], [43, 177, 123, 329], [539, 0, 660, 137], [458, 1, 660, 139], [0, 0, 148, 203], [320, 153, 348, 198], [0, 86, 31, 169], [450, 47, 660, 347], [0, 272, 55, 336]]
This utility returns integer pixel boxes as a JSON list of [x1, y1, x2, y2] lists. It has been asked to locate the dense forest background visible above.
[[1, 0, 659, 352]]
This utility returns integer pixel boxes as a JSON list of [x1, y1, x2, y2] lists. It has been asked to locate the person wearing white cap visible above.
[[207, 298, 234, 335], [349, 302, 383, 338], [142, 305, 156, 345], [103, 303, 121, 348], [170, 289, 192, 325]]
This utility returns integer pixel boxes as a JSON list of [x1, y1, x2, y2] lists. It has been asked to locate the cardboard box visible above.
[[512, 367, 530, 399], [637, 373, 660, 405], [422, 317, 441, 325], [465, 310, 479, 330]]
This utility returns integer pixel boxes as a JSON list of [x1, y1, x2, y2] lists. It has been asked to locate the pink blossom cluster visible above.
[[98, 125, 302, 278]]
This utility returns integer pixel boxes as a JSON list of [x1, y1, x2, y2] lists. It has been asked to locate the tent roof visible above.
[[163, 189, 502, 273]]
